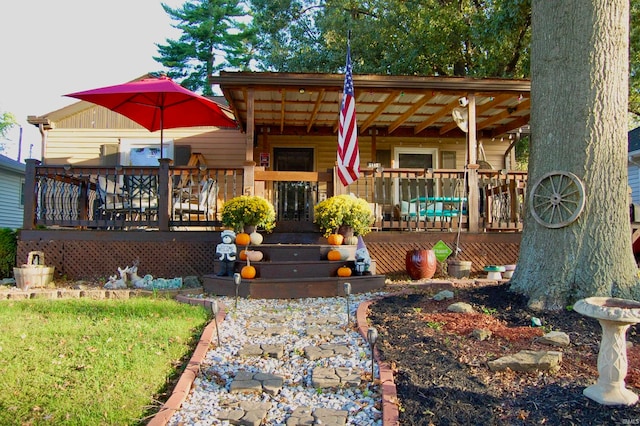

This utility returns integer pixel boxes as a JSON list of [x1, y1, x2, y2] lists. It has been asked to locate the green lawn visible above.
[[0, 297, 209, 425]]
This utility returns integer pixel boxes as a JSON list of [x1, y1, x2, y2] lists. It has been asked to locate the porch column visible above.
[[22, 159, 39, 230], [333, 162, 348, 196], [466, 94, 480, 233], [244, 88, 256, 195]]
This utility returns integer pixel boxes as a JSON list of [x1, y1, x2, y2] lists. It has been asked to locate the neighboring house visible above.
[[0, 154, 25, 230], [629, 126, 640, 204]]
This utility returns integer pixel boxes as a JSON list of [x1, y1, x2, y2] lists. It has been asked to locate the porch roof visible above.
[[212, 71, 530, 139]]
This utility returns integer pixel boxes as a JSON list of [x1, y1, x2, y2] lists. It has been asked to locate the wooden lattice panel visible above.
[[17, 231, 521, 282], [18, 240, 218, 281], [367, 241, 519, 276]]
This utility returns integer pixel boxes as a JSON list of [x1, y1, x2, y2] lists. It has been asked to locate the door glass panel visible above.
[[273, 148, 314, 222]]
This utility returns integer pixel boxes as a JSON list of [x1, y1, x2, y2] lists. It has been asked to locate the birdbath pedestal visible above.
[[573, 297, 640, 405]]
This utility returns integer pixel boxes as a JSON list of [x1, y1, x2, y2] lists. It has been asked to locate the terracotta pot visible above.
[[243, 225, 257, 234], [337, 225, 354, 239], [406, 249, 437, 280]]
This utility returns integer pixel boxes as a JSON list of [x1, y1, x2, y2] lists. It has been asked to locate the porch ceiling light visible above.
[[299, 88, 305, 94]]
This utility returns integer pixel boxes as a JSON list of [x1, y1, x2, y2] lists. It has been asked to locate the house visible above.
[[629, 126, 640, 204], [19, 72, 528, 280], [0, 154, 25, 230]]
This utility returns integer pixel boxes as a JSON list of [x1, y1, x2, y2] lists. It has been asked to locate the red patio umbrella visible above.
[[65, 75, 237, 155]]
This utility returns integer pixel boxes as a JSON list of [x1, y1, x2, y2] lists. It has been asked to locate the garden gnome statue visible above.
[[216, 230, 237, 276], [354, 236, 371, 276]]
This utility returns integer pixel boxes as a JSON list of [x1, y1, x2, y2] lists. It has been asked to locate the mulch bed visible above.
[[368, 281, 640, 425]]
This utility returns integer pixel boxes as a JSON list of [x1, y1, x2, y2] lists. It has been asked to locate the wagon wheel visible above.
[[529, 171, 585, 228]]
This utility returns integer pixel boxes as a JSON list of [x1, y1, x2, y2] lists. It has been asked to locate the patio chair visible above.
[[95, 176, 130, 226], [124, 175, 158, 220], [173, 178, 218, 221]]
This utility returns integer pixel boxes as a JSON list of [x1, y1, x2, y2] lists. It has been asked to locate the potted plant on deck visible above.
[[314, 194, 375, 244], [221, 195, 276, 234]]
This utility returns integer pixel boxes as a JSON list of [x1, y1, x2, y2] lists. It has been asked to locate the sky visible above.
[[0, 0, 185, 162]]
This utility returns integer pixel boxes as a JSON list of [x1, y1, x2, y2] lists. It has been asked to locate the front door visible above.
[[273, 148, 315, 225]]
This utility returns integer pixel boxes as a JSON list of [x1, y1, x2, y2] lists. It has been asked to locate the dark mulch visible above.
[[368, 282, 640, 426]]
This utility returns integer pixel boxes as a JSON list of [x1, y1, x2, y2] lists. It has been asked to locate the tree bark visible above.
[[511, 0, 640, 310]]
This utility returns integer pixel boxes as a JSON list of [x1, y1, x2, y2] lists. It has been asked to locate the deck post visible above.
[[244, 88, 256, 195], [158, 159, 171, 231], [23, 159, 39, 230], [467, 94, 480, 233]]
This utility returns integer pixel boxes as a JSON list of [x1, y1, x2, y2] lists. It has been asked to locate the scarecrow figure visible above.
[[216, 230, 237, 276]]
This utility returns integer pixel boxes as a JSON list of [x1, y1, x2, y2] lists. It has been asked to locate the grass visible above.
[[0, 297, 209, 425]]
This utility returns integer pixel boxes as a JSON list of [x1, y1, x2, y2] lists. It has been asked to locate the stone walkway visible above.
[[210, 312, 364, 425]]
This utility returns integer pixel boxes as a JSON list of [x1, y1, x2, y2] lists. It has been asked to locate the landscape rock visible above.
[[487, 350, 563, 372], [433, 290, 455, 301], [472, 328, 492, 341], [447, 302, 475, 313], [536, 331, 570, 347]]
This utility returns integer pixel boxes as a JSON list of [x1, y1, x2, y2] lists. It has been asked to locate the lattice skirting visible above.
[[17, 232, 520, 281], [17, 240, 217, 281]]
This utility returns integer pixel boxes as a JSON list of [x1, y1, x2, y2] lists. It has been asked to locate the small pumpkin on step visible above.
[[337, 265, 352, 277], [241, 257, 257, 279]]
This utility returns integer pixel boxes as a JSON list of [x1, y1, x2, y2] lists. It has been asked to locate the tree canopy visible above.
[[0, 110, 17, 154], [154, 0, 256, 95], [156, 0, 640, 113], [250, 0, 531, 77]]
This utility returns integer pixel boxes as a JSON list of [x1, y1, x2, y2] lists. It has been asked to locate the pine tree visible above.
[[154, 0, 256, 95]]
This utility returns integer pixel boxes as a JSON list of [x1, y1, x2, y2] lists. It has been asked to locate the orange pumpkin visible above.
[[337, 265, 352, 277], [239, 249, 248, 261], [241, 265, 257, 279], [327, 234, 344, 246], [236, 232, 251, 246], [327, 249, 342, 261]]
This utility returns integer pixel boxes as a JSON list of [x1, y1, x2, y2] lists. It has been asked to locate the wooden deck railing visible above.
[[345, 168, 527, 232], [23, 159, 526, 233], [23, 159, 244, 231]]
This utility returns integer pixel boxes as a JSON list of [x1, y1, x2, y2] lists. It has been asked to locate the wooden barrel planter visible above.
[[405, 249, 437, 280]]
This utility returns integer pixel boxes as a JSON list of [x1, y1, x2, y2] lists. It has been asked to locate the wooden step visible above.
[[245, 244, 356, 261], [202, 274, 385, 299], [239, 260, 352, 279]]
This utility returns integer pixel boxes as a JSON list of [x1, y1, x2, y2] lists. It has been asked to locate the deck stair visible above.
[[202, 244, 385, 299]]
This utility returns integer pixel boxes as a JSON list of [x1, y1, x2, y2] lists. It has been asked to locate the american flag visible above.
[[337, 43, 360, 186]]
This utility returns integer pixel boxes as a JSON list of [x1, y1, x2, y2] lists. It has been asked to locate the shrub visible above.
[[0, 228, 17, 279]]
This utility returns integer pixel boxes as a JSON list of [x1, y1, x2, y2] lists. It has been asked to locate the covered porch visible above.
[[19, 72, 531, 280]]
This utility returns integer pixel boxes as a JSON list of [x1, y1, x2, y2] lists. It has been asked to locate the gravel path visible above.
[[167, 293, 385, 425]]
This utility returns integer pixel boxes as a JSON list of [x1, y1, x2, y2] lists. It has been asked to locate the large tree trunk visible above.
[[510, 0, 639, 310]]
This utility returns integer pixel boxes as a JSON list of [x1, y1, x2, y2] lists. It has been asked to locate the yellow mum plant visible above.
[[221, 195, 276, 232], [314, 195, 374, 238]]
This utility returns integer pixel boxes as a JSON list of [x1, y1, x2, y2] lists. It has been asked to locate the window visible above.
[[119, 139, 174, 166], [393, 147, 438, 202]]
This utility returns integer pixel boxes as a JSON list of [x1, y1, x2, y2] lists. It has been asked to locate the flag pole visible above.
[[337, 30, 360, 187]]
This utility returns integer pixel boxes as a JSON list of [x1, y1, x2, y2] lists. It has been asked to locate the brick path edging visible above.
[[147, 296, 226, 426], [356, 297, 400, 426]]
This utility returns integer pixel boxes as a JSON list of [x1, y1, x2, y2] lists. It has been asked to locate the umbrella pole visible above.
[[160, 106, 164, 158]]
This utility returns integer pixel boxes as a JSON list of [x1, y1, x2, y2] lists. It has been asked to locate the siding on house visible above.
[[38, 95, 515, 171], [629, 127, 640, 204], [0, 155, 25, 230], [253, 134, 511, 172], [43, 127, 246, 168]]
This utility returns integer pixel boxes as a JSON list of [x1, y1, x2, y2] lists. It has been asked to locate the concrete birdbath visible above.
[[573, 297, 640, 405]]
